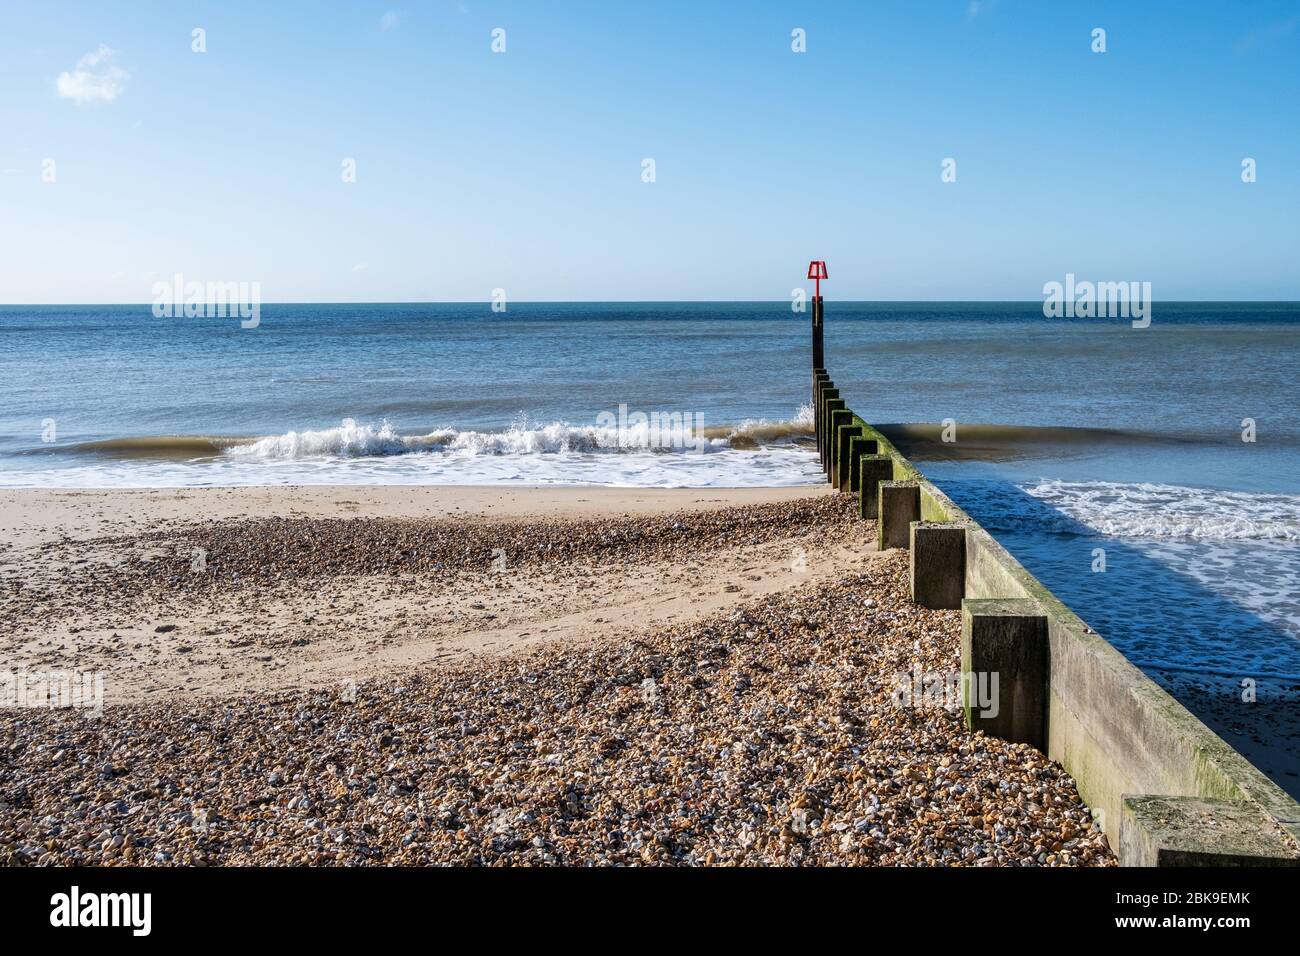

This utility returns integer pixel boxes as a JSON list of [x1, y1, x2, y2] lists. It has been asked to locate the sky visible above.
[[1, 0, 1298, 303]]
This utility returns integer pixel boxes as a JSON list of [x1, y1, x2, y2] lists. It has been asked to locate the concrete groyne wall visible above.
[[813, 366, 1300, 866]]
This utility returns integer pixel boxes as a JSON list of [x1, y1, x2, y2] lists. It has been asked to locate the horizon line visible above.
[[4, 298, 1300, 308]]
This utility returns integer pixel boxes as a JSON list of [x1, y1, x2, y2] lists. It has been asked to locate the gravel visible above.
[[3, 495, 858, 614], [0, 504, 1114, 866]]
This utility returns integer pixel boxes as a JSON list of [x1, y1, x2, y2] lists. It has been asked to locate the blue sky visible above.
[[2, 0, 1298, 302]]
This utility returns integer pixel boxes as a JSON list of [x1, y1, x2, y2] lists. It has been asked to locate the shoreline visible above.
[[0, 484, 830, 553]]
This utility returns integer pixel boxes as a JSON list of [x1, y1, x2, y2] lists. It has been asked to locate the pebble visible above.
[[0, 496, 1115, 866]]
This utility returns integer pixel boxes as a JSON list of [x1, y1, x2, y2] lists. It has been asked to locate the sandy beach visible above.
[[2, 485, 850, 701], [0, 485, 1111, 866]]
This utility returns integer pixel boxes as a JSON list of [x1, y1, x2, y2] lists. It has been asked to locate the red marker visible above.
[[807, 260, 828, 298]]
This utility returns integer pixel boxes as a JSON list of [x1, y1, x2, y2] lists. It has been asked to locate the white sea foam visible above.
[[3, 413, 821, 488], [224, 413, 814, 461], [226, 419, 617, 458], [228, 418, 412, 459], [1022, 479, 1300, 542], [0, 448, 823, 489]]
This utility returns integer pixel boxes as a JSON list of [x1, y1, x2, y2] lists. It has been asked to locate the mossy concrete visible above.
[[1119, 796, 1300, 867]]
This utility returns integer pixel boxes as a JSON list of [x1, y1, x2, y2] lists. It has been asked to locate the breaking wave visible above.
[[57, 411, 815, 463]]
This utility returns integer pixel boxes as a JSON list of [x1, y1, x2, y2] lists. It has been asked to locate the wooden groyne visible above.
[[810, 295, 1300, 867]]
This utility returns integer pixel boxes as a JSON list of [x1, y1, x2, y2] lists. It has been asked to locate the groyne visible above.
[[810, 309, 1300, 866]]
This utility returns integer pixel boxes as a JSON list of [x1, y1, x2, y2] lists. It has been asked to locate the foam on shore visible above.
[[5, 411, 822, 489], [945, 477, 1300, 542]]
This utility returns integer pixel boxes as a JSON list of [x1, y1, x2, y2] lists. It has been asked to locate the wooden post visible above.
[[811, 295, 824, 372], [836, 424, 864, 490], [877, 481, 921, 549], [961, 598, 1049, 751], [859, 455, 893, 519], [812, 370, 829, 457], [826, 407, 850, 481], [821, 395, 843, 470], [909, 521, 967, 609]]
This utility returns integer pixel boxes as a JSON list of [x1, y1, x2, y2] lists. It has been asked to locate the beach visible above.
[[3, 305, 1294, 865], [0, 486, 1111, 865], [2, 485, 850, 701]]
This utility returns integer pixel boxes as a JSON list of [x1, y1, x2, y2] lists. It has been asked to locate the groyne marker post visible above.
[[808, 260, 826, 375]]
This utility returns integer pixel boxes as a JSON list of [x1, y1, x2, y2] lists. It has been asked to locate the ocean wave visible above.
[[1023, 479, 1300, 542], [47, 411, 813, 463], [875, 422, 1214, 462], [220, 412, 814, 461], [708, 405, 814, 448], [228, 419, 414, 459], [59, 436, 246, 459]]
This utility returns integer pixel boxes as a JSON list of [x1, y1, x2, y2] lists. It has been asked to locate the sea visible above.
[[2, 301, 1297, 790]]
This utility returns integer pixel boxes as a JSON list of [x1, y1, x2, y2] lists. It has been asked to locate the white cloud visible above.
[[56, 45, 128, 103], [379, 11, 402, 31], [351, 263, 370, 273]]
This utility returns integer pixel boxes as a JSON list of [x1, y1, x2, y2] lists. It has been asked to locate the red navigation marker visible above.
[[807, 260, 828, 298]]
